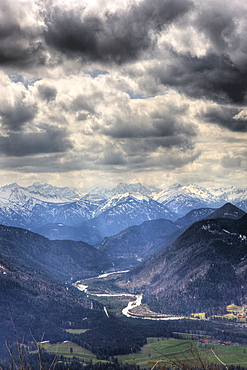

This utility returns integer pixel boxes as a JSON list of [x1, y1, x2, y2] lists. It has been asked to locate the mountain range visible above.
[[0, 181, 247, 243], [0, 183, 246, 360]]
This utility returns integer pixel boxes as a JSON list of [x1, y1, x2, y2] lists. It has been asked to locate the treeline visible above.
[[68, 315, 247, 359], [2, 311, 247, 362]]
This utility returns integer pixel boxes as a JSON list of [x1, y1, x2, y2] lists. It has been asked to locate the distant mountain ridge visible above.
[[0, 181, 246, 243], [96, 218, 179, 269]]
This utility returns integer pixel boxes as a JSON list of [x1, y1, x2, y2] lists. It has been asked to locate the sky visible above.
[[0, 0, 246, 192]]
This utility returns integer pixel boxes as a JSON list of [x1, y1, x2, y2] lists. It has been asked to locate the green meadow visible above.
[[39, 341, 96, 361], [39, 338, 247, 369], [116, 338, 247, 369]]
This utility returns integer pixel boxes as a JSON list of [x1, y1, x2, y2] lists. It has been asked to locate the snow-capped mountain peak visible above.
[[92, 191, 176, 220], [154, 183, 223, 214], [26, 182, 81, 201], [0, 181, 246, 239]]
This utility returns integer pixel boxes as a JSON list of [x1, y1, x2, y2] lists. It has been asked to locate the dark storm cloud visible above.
[[201, 106, 247, 132], [0, 127, 72, 156], [0, 36, 46, 67], [196, 5, 237, 53], [153, 52, 247, 105], [144, 135, 194, 150], [0, 100, 37, 131], [0, 0, 246, 111], [102, 105, 197, 148], [102, 120, 195, 140], [118, 137, 200, 170], [44, 0, 193, 63], [0, 0, 47, 67], [0, 0, 193, 67], [38, 85, 57, 102]]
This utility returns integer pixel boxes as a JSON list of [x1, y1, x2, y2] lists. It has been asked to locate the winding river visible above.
[[74, 272, 185, 321]]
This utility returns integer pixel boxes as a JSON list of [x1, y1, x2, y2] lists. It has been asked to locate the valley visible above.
[[32, 272, 247, 369], [74, 271, 247, 323], [0, 181, 246, 369], [74, 272, 187, 321]]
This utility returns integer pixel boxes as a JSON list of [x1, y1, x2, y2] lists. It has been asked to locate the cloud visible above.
[[0, 74, 37, 131], [0, 127, 72, 157], [0, 0, 47, 67], [0, 0, 246, 189], [95, 143, 127, 166], [38, 84, 57, 102], [195, 3, 237, 53], [152, 52, 247, 105], [71, 95, 95, 114], [201, 106, 247, 132], [0, 99, 37, 131], [101, 98, 197, 144], [220, 155, 242, 168], [43, 0, 193, 64]]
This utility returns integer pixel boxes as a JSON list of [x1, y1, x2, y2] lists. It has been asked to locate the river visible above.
[[74, 272, 186, 321]]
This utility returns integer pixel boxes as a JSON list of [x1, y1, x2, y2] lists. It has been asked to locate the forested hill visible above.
[[0, 252, 106, 358], [117, 213, 247, 315], [0, 224, 111, 282]]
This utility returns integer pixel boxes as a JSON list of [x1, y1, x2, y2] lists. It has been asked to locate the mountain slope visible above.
[[35, 222, 104, 245], [26, 181, 83, 200], [0, 225, 111, 281], [96, 218, 179, 269], [175, 207, 216, 227], [117, 212, 247, 315], [0, 252, 105, 358], [1, 182, 247, 238], [36, 193, 177, 243]]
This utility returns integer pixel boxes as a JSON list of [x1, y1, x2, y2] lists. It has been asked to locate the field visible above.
[[90, 294, 134, 315], [67, 276, 247, 369], [209, 304, 247, 323], [38, 338, 247, 369], [39, 341, 96, 361], [116, 338, 247, 369]]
